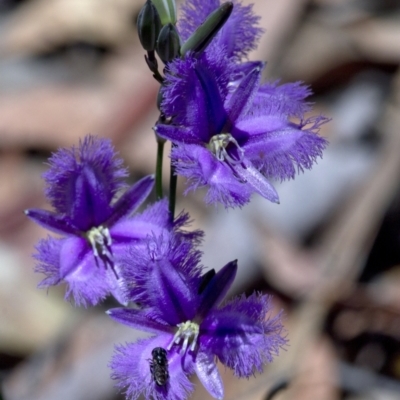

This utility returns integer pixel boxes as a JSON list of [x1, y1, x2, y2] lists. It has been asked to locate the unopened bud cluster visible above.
[[138, 0, 233, 64]]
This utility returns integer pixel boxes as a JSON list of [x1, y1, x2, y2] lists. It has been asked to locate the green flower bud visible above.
[[156, 23, 181, 64], [137, 0, 162, 51], [151, 0, 177, 26], [180, 2, 233, 57]]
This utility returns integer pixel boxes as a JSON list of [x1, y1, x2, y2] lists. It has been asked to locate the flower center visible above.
[[87, 225, 112, 258], [168, 320, 199, 354], [207, 133, 244, 165], [86, 225, 117, 277]]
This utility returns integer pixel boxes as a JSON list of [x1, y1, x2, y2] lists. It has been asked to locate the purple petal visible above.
[[105, 266, 129, 306], [120, 231, 203, 307], [59, 236, 90, 279], [155, 124, 202, 145], [61, 232, 129, 304], [34, 236, 63, 287], [64, 270, 110, 307], [243, 127, 328, 181], [179, 0, 263, 61], [203, 293, 287, 377], [107, 308, 172, 335], [194, 61, 227, 136], [234, 114, 289, 136], [106, 175, 154, 226], [202, 310, 264, 377], [194, 350, 224, 399], [173, 209, 204, 245], [69, 165, 112, 230], [202, 310, 263, 345], [179, 0, 219, 41], [44, 135, 127, 215], [254, 81, 312, 118], [136, 199, 171, 228], [110, 219, 166, 244], [217, 0, 263, 60], [25, 209, 79, 235], [114, 198, 199, 243], [160, 57, 213, 142], [109, 196, 188, 245], [161, 51, 231, 142], [233, 161, 279, 203], [148, 256, 198, 324], [230, 61, 264, 88], [225, 63, 263, 127], [172, 144, 252, 207], [110, 336, 194, 400], [197, 260, 237, 319], [59, 238, 112, 306]]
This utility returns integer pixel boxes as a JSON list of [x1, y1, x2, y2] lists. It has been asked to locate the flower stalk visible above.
[[155, 136, 165, 199], [169, 147, 177, 221]]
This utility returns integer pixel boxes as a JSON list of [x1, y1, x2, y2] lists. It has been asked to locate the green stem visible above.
[[155, 139, 165, 199], [169, 146, 177, 221]]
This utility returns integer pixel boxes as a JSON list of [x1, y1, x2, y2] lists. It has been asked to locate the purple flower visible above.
[[155, 50, 328, 207], [25, 135, 160, 306], [179, 0, 263, 61], [108, 235, 286, 400]]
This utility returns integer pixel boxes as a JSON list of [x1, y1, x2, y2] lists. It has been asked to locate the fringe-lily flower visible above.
[[156, 48, 328, 207], [108, 235, 286, 400], [25, 135, 158, 306]]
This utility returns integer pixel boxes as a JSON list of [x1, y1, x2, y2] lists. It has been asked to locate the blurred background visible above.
[[1, 0, 400, 399]]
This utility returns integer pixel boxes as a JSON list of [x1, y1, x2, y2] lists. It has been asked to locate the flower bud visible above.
[[137, 0, 162, 51], [180, 2, 233, 56], [151, 0, 177, 26], [156, 23, 180, 64]]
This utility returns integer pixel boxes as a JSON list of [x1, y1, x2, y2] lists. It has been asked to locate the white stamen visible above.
[[208, 133, 244, 165], [167, 321, 199, 354], [87, 225, 112, 260]]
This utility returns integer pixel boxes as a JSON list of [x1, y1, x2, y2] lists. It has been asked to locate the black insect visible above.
[[149, 347, 169, 386]]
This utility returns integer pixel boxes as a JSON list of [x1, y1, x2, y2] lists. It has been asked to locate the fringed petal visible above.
[[194, 350, 224, 400], [25, 209, 78, 235], [121, 234, 202, 324], [172, 144, 252, 207], [179, 0, 263, 61], [107, 308, 172, 334], [43, 135, 127, 214], [106, 175, 154, 226], [203, 293, 287, 377], [110, 335, 194, 400], [197, 260, 237, 319], [243, 124, 328, 181]]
